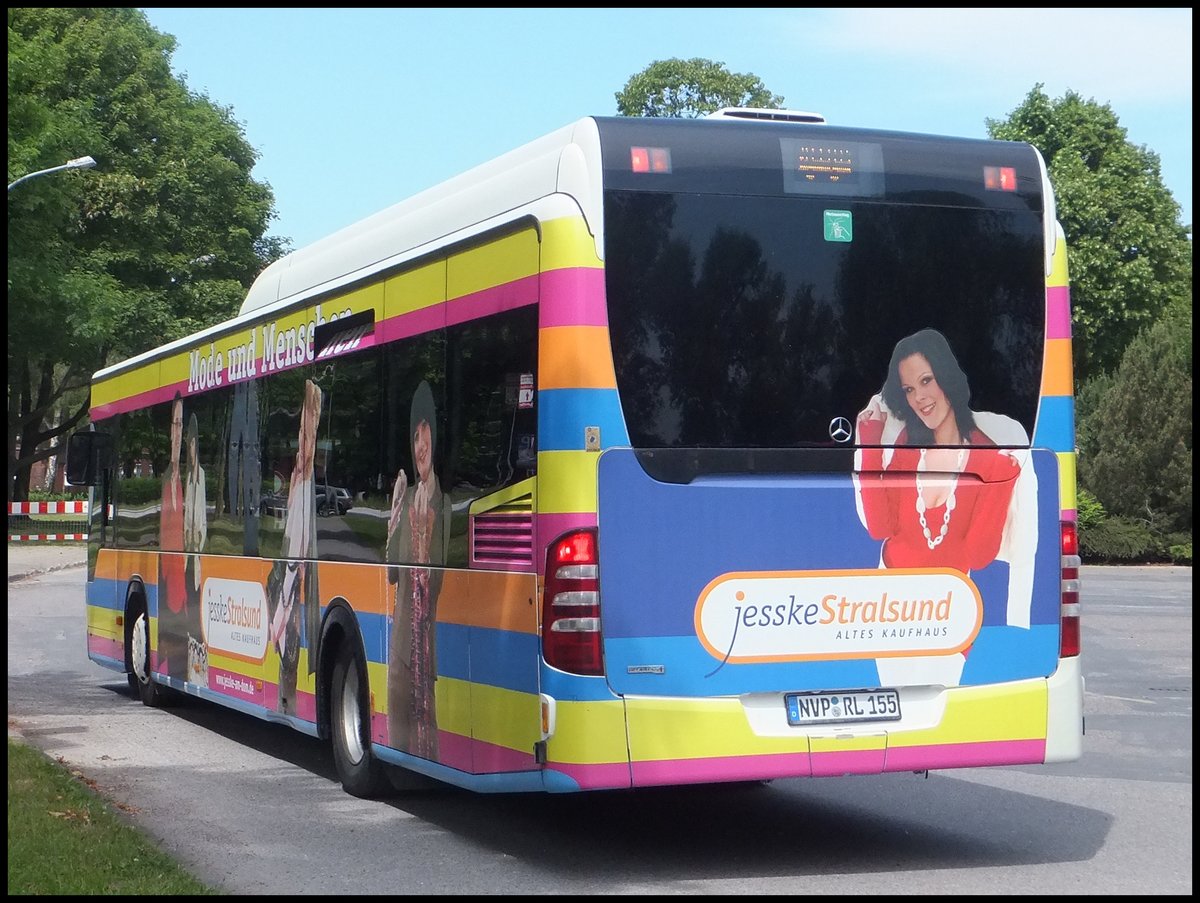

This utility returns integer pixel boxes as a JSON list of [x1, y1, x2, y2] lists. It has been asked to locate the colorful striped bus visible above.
[[71, 108, 1083, 797]]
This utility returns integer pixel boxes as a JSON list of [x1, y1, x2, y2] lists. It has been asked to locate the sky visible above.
[[139, 8, 1193, 252]]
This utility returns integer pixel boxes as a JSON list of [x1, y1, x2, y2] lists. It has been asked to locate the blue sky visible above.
[[139, 8, 1192, 251]]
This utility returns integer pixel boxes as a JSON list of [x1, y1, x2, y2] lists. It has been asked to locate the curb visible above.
[[7, 560, 87, 583]]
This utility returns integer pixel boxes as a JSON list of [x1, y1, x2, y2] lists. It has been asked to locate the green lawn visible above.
[[7, 738, 220, 895]]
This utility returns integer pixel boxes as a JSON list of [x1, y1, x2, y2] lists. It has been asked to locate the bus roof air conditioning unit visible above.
[[706, 107, 826, 124]]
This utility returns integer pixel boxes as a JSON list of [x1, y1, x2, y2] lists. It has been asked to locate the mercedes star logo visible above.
[[829, 416, 853, 444]]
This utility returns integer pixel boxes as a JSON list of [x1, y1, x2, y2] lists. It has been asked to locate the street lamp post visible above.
[[7, 155, 97, 192]]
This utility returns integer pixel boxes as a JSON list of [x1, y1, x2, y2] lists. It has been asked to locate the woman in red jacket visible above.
[[853, 329, 1032, 688], [854, 328, 1023, 574]]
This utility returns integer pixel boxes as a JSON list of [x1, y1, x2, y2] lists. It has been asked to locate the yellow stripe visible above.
[[1058, 452, 1077, 512], [334, 281, 384, 317], [539, 326, 618, 390], [626, 697, 804, 758], [384, 258, 446, 318], [536, 450, 599, 514], [1048, 229, 1070, 288], [86, 606, 120, 640], [888, 682, 1047, 748], [468, 682, 541, 751], [540, 217, 603, 272], [1041, 338, 1074, 396], [94, 361, 160, 409], [447, 228, 539, 300], [546, 698, 629, 764]]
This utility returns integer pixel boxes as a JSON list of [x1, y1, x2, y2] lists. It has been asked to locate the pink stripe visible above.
[[535, 512, 598, 575], [91, 381, 184, 421], [1046, 286, 1071, 339], [810, 747, 887, 776], [633, 751, 813, 786], [207, 667, 274, 709], [1061, 508, 1077, 522], [433, 730, 474, 771], [446, 275, 538, 326], [367, 725, 535, 774], [470, 737, 538, 773], [540, 268, 608, 328], [377, 304, 444, 344], [87, 634, 125, 662], [884, 738, 1045, 771], [546, 759, 632, 790]]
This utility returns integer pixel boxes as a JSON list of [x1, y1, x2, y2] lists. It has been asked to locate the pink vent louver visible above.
[[470, 499, 534, 571]]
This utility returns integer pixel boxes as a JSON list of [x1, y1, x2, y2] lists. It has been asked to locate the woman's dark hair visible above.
[[410, 380, 437, 453], [185, 412, 203, 479], [880, 329, 976, 444]]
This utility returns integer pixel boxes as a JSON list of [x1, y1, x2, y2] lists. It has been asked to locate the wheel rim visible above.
[[339, 664, 365, 764], [131, 612, 150, 684]]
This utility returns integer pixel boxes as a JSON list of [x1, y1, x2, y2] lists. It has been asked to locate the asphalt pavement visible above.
[[7, 542, 87, 581]]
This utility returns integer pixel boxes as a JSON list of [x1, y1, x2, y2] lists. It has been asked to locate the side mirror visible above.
[[65, 431, 114, 486]]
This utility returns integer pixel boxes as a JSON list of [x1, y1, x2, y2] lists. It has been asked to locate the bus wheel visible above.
[[127, 596, 168, 708], [331, 646, 388, 798]]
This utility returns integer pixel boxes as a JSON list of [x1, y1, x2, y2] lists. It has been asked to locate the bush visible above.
[[1079, 517, 1155, 562], [27, 488, 87, 502], [1167, 541, 1192, 565]]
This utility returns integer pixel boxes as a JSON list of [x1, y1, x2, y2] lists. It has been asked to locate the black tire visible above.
[[127, 595, 169, 708], [331, 646, 388, 798]]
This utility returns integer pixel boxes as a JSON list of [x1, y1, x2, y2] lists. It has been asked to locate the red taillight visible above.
[[542, 529, 604, 676], [1060, 522, 1081, 657]]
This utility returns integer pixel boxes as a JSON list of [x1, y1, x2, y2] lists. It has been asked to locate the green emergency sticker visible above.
[[824, 210, 852, 242]]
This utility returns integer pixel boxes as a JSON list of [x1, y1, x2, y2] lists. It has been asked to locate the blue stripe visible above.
[[538, 388, 629, 450], [605, 635, 882, 694], [467, 626, 540, 694], [372, 746, 574, 792], [89, 651, 125, 673], [960, 625, 1061, 683], [540, 665, 624, 702], [1033, 395, 1075, 451], [87, 578, 125, 612]]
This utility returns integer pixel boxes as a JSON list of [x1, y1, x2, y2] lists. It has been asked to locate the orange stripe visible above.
[[315, 561, 388, 615], [437, 570, 539, 633], [539, 325, 617, 390], [1041, 338, 1074, 397]]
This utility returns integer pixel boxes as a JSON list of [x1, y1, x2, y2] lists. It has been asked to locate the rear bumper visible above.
[[542, 670, 1082, 790]]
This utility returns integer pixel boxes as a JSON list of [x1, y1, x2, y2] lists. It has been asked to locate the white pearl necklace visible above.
[[915, 446, 967, 550]]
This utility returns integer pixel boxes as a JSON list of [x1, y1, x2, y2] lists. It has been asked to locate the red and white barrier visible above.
[[8, 532, 88, 542], [8, 500, 88, 515], [8, 500, 89, 542]]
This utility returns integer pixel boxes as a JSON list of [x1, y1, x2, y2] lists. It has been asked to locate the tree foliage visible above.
[[615, 58, 783, 118], [1078, 298, 1192, 535], [7, 8, 288, 499], [986, 85, 1192, 383]]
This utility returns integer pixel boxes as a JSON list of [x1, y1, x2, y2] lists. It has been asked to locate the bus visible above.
[[69, 108, 1084, 798]]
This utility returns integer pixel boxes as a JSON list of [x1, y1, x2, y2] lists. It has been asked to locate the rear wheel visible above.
[[127, 596, 169, 707], [331, 646, 388, 798]]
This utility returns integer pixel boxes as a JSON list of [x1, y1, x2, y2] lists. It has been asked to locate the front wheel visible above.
[[331, 646, 388, 798], [127, 598, 169, 708]]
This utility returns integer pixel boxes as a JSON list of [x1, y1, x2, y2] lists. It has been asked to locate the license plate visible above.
[[785, 689, 901, 726]]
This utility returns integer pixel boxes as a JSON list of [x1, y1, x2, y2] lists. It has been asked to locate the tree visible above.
[[1078, 298, 1192, 539], [7, 8, 288, 500], [615, 58, 783, 119], [986, 85, 1192, 383]]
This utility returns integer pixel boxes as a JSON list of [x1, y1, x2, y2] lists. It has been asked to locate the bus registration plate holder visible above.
[[785, 689, 901, 727]]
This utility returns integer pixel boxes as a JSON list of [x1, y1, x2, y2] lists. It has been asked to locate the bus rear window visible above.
[[604, 191, 1045, 451]]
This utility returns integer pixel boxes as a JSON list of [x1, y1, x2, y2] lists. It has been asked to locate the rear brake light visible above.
[[542, 529, 604, 676], [1060, 522, 1081, 657]]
